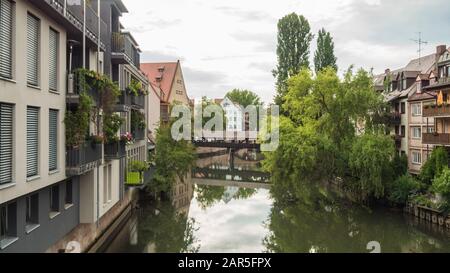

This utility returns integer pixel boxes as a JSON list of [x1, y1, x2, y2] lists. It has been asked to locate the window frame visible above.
[[412, 127, 422, 139], [412, 151, 422, 165], [26, 12, 41, 88]]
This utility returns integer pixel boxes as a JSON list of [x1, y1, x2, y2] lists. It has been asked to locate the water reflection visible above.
[[103, 151, 450, 253]]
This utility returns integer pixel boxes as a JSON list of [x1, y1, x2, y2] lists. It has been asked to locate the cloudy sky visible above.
[[121, 0, 450, 103]]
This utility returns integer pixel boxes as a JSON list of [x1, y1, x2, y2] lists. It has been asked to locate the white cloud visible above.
[[121, 0, 450, 103]]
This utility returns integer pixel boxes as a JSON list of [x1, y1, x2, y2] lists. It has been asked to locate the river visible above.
[[102, 152, 450, 253]]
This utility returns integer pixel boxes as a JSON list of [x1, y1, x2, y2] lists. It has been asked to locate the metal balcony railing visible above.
[[131, 95, 145, 109], [66, 141, 102, 176], [104, 141, 126, 159]]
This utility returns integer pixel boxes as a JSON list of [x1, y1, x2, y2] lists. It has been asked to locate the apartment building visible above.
[[377, 52, 437, 163], [0, 0, 148, 253], [417, 46, 450, 167]]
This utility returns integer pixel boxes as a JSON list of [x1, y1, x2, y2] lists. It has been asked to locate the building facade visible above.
[[0, 0, 148, 253]]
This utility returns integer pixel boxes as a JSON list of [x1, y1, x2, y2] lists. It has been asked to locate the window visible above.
[[401, 102, 406, 114], [49, 28, 58, 91], [412, 151, 422, 165], [25, 194, 39, 232], [27, 107, 39, 178], [395, 126, 399, 136], [401, 126, 406, 137], [402, 78, 407, 90], [412, 127, 421, 139], [65, 180, 73, 207], [417, 81, 422, 93], [176, 90, 183, 95], [412, 103, 422, 116], [0, 0, 13, 79], [0, 202, 17, 248], [49, 109, 58, 171], [427, 127, 434, 134], [49, 185, 59, 217], [27, 13, 40, 86], [0, 103, 13, 185]]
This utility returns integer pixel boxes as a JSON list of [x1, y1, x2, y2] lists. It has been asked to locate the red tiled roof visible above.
[[141, 61, 179, 102]]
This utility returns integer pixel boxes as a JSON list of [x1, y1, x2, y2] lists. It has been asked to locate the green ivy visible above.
[[65, 92, 93, 147]]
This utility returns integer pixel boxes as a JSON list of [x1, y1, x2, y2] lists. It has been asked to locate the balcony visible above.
[[393, 135, 402, 148], [131, 95, 145, 109], [38, 0, 107, 50], [423, 133, 450, 145], [104, 141, 126, 160], [389, 112, 401, 125], [115, 92, 132, 112], [66, 141, 102, 176], [111, 32, 139, 67], [423, 104, 450, 117], [66, 72, 98, 105], [132, 128, 146, 141]]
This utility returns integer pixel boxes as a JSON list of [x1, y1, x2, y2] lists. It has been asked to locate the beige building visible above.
[[141, 60, 190, 124]]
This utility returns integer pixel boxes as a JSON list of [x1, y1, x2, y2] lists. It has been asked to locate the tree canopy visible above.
[[314, 28, 338, 73]]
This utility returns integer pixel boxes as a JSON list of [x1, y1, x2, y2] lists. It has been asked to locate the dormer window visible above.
[[417, 81, 421, 93], [402, 77, 407, 90]]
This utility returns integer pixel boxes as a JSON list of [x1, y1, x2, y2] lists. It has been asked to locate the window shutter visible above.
[[49, 28, 58, 91], [0, 103, 13, 185], [0, 0, 13, 79], [49, 110, 58, 171], [27, 107, 39, 178], [27, 13, 39, 86]]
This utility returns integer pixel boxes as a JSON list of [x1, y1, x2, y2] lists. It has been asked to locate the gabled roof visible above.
[[141, 61, 180, 102]]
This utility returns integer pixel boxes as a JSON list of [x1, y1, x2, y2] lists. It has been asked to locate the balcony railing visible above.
[[438, 77, 450, 85], [423, 133, 450, 145], [389, 112, 401, 125], [393, 135, 402, 148], [131, 95, 145, 109], [423, 104, 450, 117], [41, 0, 107, 49], [104, 141, 126, 159], [132, 128, 146, 141], [115, 92, 132, 112], [66, 141, 102, 176], [111, 32, 137, 65]]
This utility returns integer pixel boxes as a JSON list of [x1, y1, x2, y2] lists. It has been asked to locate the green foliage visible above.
[[225, 89, 262, 108], [131, 110, 146, 130], [151, 122, 197, 193], [313, 28, 337, 73], [391, 153, 408, 179], [129, 160, 148, 173], [103, 114, 124, 143], [127, 79, 147, 96], [349, 133, 396, 199], [273, 13, 313, 105], [64, 92, 93, 147], [264, 67, 394, 203], [420, 147, 449, 185], [432, 167, 450, 201], [388, 175, 422, 205]]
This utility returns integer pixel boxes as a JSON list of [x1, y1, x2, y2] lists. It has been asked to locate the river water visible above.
[[103, 153, 450, 253]]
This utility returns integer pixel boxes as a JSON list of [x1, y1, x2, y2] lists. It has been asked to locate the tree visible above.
[[273, 13, 313, 105], [313, 28, 337, 73], [225, 89, 261, 108], [420, 147, 449, 185]]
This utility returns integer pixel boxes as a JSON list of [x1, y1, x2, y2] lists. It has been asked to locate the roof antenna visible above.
[[410, 32, 428, 65]]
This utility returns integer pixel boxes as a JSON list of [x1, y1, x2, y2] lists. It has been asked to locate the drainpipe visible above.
[[96, 0, 101, 229]]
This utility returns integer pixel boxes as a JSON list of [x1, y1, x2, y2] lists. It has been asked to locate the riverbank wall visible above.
[[404, 202, 450, 230], [46, 188, 139, 253]]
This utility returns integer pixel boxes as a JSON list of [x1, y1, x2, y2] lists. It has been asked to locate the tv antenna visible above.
[[410, 32, 428, 65]]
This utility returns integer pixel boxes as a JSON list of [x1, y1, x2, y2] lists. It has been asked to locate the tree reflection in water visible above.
[[263, 175, 450, 253], [195, 185, 257, 210], [135, 202, 201, 253]]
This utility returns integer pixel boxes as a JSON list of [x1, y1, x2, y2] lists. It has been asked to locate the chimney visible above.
[[437, 45, 447, 56]]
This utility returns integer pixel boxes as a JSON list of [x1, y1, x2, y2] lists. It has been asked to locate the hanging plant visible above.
[[104, 114, 124, 143], [131, 110, 146, 130], [65, 92, 93, 147]]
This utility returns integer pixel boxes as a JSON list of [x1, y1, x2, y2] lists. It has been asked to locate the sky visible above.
[[121, 0, 450, 103]]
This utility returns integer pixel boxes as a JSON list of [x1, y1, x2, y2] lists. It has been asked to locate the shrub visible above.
[[432, 167, 450, 202], [420, 147, 448, 185], [129, 160, 148, 173], [388, 174, 422, 205]]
